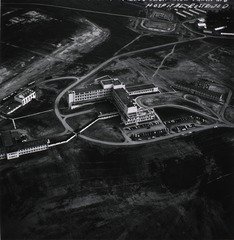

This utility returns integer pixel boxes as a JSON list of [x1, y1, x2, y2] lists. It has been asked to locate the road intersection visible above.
[[3, 2, 234, 145]]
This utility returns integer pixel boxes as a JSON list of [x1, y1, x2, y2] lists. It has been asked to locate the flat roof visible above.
[[113, 79, 122, 85], [114, 88, 134, 107], [175, 82, 222, 98], [101, 79, 114, 85], [126, 84, 156, 92], [95, 75, 113, 81], [75, 84, 103, 94], [15, 88, 34, 99], [7, 139, 48, 153]]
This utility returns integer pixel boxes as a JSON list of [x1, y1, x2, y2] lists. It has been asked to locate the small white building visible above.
[[14, 88, 36, 106]]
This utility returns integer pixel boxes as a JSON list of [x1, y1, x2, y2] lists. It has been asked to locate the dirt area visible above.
[[184, 94, 222, 116], [1, 7, 110, 100], [15, 111, 65, 138], [140, 93, 217, 118], [1, 127, 234, 239], [100, 53, 169, 90], [1, 3, 234, 239], [224, 106, 234, 123], [155, 107, 207, 122], [159, 39, 234, 89], [39, 78, 76, 92], [0, 118, 14, 131], [99, 38, 234, 95], [84, 118, 125, 142]]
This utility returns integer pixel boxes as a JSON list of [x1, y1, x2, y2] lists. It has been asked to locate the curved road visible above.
[[5, 2, 234, 145], [78, 122, 233, 147], [136, 98, 220, 122], [3, 2, 147, 19], [54, 35, 207, 132]]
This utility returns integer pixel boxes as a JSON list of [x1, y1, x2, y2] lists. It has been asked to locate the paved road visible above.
[[53, 77, 81, 132], [13, 109, 53, 120], [3, 1, 208, 132], [182, 19, 206, 37], [4, 2, 147, 19], [152, 44, 176, 78], [78, 122, 233, 147], [53, 35, 207, 133], [5, 2, 233, 145], [220, 89, 233, 122], [183, 94, 221, 120], [136, 97, 220, 122]]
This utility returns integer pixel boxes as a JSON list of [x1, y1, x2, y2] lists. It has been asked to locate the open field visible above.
[[156, 38, 234, 89], [155, 107, 211, 122], [92, 101, 117, 114], [15, 111, 65, 138], [98, 51, 172, 91], [1, 7, 86, 83], [140, 93, 218, 119], [66, 112, 97, 131], [0, 118, 14, 131], [1, 5, 110, 100], [224, 106, 234, 123], [95, 37, 234, 97], [83, 117, 125, 142], [119, 35, 178, 53], [1, 1, 234, 239], [39, 78, 76, 92], [1, 126, 234, 239], [9, 78, 75, 118]]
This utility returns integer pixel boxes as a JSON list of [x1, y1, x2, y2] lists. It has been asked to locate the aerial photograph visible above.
[[0, 0, 234, 239]]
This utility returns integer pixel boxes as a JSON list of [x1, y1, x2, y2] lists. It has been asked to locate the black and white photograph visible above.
[[0, 0, 234, 239]]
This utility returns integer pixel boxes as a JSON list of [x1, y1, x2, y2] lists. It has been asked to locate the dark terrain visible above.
[[1, 128, 234, 239], [1, 0, 234, 239]]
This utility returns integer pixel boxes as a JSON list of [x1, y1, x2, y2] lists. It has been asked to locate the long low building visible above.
[[6, 139, 49, 160], [173, 82, 224, 102], [126, 84, 159, 96], [68, 77, 159, 125], [68, 79, 125, 108], [0, 131, 49, 160], [0, 139, 49, 160]]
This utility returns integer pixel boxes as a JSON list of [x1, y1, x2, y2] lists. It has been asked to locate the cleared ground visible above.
[[140, 93, 218, 119], [15, 111, 65, 138], [66, 112, 97, 131], [224, 106, 234, 123], [83, 117, 125, 142], [1, 6, 110, 99], [1, 127, 234, 239]]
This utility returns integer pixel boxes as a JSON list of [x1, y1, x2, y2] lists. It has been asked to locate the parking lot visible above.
[[163, 115, 207, 126], [130, 128, 168, 141], [124, 120, 162, 132]]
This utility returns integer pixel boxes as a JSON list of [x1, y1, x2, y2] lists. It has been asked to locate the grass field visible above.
[[155, 107, 208, 121], [66, 112, 97, 131], [84, 117, 125, 142], [224, 106, 234, 123], [15, 111, 65, 138], [0, 118, 14, 131], [1, 5, 110, 100], [141, 93, 218, 118]]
